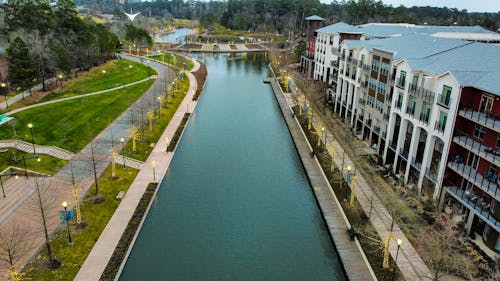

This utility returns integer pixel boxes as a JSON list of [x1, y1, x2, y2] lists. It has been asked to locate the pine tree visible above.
[[5, 36, 36, 90]]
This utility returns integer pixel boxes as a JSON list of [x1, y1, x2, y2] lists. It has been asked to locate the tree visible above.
[[5, 36, 36, 91], [0, 222, 34, 271], [294, 39, 307, 61]]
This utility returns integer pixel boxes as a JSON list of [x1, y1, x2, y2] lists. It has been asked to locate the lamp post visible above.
[[102, 70, 107, 89], [152, 160, 156, 181], [392, 239, 403, 281], [28, 123, 35, 154], [62, 201, 73, 246], [128, 65, 133, 83], [58, 74, 63, 90], [120, 138, 126, 168], [165, 136, 169, 152], [0, 172, 18, 198], [1, 82, 8, 110]]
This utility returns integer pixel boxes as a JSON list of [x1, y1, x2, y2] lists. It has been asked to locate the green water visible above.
[[119, 53, 347, 280]]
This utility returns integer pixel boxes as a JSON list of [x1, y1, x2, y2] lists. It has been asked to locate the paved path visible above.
[[285, 80, 433, 280], [0, 57, 175, 279], [269, 77, 376, 281], [0, 140, 75, 160], [74, 56, 200, 280], [5, 76, 155, 116], [1, 77, 58, 111]]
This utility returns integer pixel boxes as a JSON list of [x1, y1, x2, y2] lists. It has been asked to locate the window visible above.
[[467, 152, 479, 169], [479, 95, 494, 114], [407, 97, 416, 116], [398, 71, 407, 88], [420, 104, 431, 123], [439, 85, 452, 107], [436, 111, 447, 132], [473, 125, 486, 139], [396, 92, 404, 109], [411, 75, 418, 90]]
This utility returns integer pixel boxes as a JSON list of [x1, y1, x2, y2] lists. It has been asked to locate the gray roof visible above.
[[305, 15, 325, 21], [316, 22, 362, 34], [317, 22, 495, 37], [343, 35, 500, 94]]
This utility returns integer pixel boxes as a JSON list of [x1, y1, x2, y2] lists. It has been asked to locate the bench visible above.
[[116, 191, 125, 200]]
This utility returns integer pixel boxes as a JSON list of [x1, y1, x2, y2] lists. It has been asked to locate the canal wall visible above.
[[266, 68, 377, 281]]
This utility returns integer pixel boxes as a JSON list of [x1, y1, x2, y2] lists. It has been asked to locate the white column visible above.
[[417, 134, 435, 193], [433, 146, 449, 199], [465, 211, 475, 235], [383, 113, 397, 164], [350, 87, 358, 128], [404, 124, 419, 183], [393, 119, 408, 173]]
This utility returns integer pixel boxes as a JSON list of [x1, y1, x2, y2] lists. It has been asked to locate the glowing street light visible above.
[[102, 70, 107, 89], [62, 201, 73, 246], [391, 239, 403, 281], [152, 160, 156, 180], [120, 138, 126, 168], [27, 123, 35, 154]]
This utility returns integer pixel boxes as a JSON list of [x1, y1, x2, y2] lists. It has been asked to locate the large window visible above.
[[420, 104, 431, 123], [479, 95, 494, 114], [473, 125, 486, 139], [439, 85, 452, 107], [398, 71, 407, 88], [436, 111, 447, 132]]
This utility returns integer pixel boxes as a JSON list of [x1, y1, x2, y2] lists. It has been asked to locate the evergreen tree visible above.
[[5, 36, 36, 90]]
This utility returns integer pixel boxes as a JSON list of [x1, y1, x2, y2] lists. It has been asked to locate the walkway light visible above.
[[392, 239, 403, 281], [62, 201, 73, 246], [28, 123, 35, 154]]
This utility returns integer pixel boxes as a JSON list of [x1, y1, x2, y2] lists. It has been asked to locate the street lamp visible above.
[[128, 65, 133, 82], [1, 82, 8, 110], [102, 70, 107, 89], [152, 160, 156, 181], [120, 138, 126, 168], [392, 238, 403, 281], [62, 201, 73, 246], [28, 123, 35, 154], [165, 136, 169, 152], [58, 74, 63, 90]]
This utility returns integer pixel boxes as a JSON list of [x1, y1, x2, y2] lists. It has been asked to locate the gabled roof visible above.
[[316, 22, 362, 35], [305, 15, 325, 21]]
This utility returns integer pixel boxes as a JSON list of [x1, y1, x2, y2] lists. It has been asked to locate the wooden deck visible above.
[[268, 77, 377, 281]]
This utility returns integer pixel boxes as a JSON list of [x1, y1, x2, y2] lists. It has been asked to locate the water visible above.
[[159, 28, 195, 43], [119, 53, 347, 280]]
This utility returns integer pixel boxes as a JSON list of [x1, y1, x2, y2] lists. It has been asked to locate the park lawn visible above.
[[0, 148, 67, 175], [22, 164, 139, 281], [124, 75, 189, 161], [148, 51, 194, 71], [40, 59, 157, 102], [0, 80, 155, 153]]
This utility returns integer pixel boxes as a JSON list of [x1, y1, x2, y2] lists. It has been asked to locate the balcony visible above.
[[408, 83, 435, 103], [447, 161, 500, 199], [446, 186, 499, 232], [362, 64, 370, 74], [453, 134, 500, 167], [396, 79, 406, 89], [388, 76, 396, 85], [406, 105, 416, 117], [411, 157, 422, 171], [399, 147, 409, 160], [389, 141, 397, 151], [458, 108, 500, 133], [434, 120, 446, 133], [425, 166, 438, 183], [395, 98, 403, 110], [419, 111, 430, 125], [437, 93, 451, 109]]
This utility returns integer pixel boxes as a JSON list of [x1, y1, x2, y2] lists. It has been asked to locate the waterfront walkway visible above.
[[74, 57, 200, 281], [268, 77, 376, 281], [0, 58, 173, 279], [284, 80, 433, 280]]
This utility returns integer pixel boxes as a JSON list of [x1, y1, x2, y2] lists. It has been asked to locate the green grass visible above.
[[23, 164, 139, 281], [0, 80, 155, 152], [0, 149, 67, 175], [148, 51, 194, 71], [124, 75, 189, 161], [41, 60, 157, 102]]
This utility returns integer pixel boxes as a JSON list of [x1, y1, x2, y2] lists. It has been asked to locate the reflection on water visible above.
[[159, 28, 195, 43], [119, 53, 347, 281]]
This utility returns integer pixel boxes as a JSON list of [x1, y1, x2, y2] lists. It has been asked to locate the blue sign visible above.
[[60, 210, 73, 224]]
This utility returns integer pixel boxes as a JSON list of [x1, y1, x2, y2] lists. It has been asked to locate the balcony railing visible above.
[[408, 83, 435, 103], [437, 93, 451, 108], [389, 141, 397, 150], [389, 76, 396, 85], [453, 134, 500, 167], [458, 107, 500, 133], [447, 161, 500, 199], [411, 157, 422, 171], [425, 166, 438, 183], [362, 64, 370, 74], [406, 105, 416, 117], [399, 147, 409, 160], [395, 98, 403, 110], [396, 79, 406, 89], [446, 186, 499, 231], [331, 60, 339, 68], [419, 111, 430, 125], [434, 120, 446, 133]]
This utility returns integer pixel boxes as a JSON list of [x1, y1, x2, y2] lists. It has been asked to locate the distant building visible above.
[[299, 15, 325, 79], [310, 21, 500, 254]]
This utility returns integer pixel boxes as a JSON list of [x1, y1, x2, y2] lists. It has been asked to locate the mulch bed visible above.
[[167, 113, 190, 152], [192, 62, 207, 101]]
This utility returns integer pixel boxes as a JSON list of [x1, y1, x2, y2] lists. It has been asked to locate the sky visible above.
[[320, 0, 500, 13]]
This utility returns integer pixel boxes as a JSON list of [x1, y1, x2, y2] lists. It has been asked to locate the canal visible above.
[[119, 53, 347, 280]]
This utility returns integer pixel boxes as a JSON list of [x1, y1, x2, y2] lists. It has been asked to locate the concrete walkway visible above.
[[269, 77, 376, 281], [74, 57, 200, 281], [5, 76, 155, 116], [0, 140, 74, 160], [285, 81, 433, 280], [0, 58, 174, 279], [0, 77, 58, 111]]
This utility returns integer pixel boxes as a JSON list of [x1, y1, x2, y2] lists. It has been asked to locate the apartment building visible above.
[[322, 29, 500, 253]]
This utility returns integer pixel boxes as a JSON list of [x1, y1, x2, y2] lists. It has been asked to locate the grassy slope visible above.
[[0, 149, 67, 175], [0, 81, 154, 152]]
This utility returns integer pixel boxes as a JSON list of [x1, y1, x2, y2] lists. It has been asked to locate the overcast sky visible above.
[[320, 0, 500, 13]]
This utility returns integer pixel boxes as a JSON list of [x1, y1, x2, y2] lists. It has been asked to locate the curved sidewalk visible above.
[[74, 56, 201, 281], [5, 76, 155, 116]]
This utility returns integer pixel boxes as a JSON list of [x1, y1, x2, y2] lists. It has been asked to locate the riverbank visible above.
[[74, 55, 203, 281], [266, 73, 377, 280]]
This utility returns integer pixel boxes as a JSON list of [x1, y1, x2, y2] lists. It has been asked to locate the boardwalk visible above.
[[269, 77, 377, 281], [74, 57, 200, 281], [283, 79, 434, 280]]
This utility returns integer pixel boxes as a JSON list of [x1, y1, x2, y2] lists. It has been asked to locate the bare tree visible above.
[[31, 177, 61, 269], [0, 222, 34, 272]]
